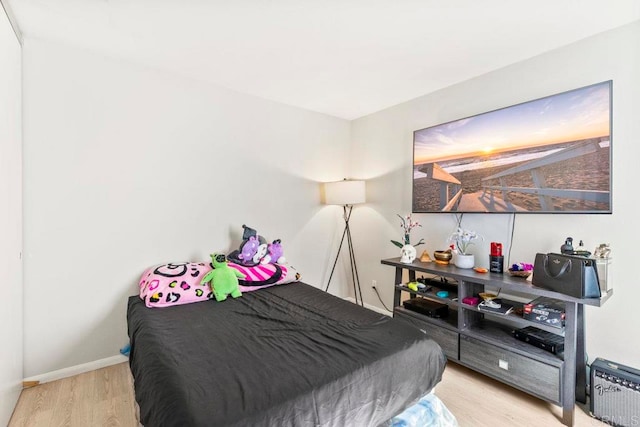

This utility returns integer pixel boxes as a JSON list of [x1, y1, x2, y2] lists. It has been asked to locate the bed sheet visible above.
[[127, 282, 446, 426]]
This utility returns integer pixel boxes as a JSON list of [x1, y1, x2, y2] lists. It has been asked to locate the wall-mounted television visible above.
[[412, 80, 612, 214]]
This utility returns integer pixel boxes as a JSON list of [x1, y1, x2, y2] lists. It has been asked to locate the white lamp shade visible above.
[[324, 180, 366, 205]]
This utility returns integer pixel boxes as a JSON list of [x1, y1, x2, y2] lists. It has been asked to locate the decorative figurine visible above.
[[594, 243, 611, 259], [419, 250, 432, 263]]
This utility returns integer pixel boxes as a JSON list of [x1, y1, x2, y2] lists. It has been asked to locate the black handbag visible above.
[[532, 253, 601, 299]]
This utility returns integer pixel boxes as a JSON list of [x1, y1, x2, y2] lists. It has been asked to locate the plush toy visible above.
[[253, 242, 268, 264], [239, 236, 260, 263], [261, 239, 286, 265], [200, 254, 245, 301], [229, 224, 268, 266]]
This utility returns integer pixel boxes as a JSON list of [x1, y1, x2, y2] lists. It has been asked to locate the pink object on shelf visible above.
[[462, 296, 480, 306]]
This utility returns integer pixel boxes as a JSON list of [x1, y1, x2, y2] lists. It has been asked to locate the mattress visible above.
[[127, 282, 446, 426]]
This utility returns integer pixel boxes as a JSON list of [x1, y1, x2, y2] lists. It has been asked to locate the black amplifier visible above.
[[590, 358, 640, 426], [403, 298, 448, 318]]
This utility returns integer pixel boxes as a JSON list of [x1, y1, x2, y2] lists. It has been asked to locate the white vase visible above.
[[400, 245, 417, 263], [454, 253, 475, 269]]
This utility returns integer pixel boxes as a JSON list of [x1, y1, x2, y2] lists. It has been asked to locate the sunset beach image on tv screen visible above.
[[412, 80, 612, 213]]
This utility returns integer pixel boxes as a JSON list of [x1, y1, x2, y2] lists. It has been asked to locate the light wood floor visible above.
[[436, 362, 605, 427], [9, 363, 139, 427], [9, 361, 605, 426]]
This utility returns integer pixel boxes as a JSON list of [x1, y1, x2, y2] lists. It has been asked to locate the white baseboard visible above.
[[23, 299, 387, 385], [344, 297, 392, 316], [23, 354, 128, 385]]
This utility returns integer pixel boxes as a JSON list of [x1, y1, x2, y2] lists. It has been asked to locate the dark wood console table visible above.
[[381, 257, 612, 426]]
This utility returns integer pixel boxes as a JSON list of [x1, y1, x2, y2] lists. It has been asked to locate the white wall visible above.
[[20, 19, 640, 379], [351, 21, 640, 369], [0, 3, 22, 425], [22, 39, 352, 377]]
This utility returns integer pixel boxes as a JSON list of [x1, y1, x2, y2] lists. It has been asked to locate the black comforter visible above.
[[127, 282, 445, 427]]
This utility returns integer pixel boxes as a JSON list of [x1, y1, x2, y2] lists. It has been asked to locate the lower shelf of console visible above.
[[394, 306, 459, 359], [394, 307, 564, 404]]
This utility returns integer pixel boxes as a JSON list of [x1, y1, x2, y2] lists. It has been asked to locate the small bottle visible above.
[[575, 240, 591, 256], [560, 237, 574, 254]]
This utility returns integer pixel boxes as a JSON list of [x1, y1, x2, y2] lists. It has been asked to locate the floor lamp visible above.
[[324, 179, 366, 306]]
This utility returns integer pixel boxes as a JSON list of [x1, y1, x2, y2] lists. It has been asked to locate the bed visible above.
[[127, 281, 448, 426]]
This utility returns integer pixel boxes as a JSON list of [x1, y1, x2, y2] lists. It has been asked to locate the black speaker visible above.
[[590, 358, 640, 426]]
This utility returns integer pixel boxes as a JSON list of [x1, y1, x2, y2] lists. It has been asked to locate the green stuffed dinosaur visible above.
[[200, 253, 245, 301]]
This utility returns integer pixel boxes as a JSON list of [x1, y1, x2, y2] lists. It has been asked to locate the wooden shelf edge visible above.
[[383, 257, 612, 306]]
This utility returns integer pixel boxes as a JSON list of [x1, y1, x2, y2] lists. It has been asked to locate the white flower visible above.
[[449, 227, 481, 255]]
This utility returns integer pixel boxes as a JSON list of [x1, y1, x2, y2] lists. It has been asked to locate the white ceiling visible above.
[[6, 0, 640, 120]]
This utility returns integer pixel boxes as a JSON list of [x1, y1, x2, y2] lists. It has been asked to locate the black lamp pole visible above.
[[325, 205, 364, 306]]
